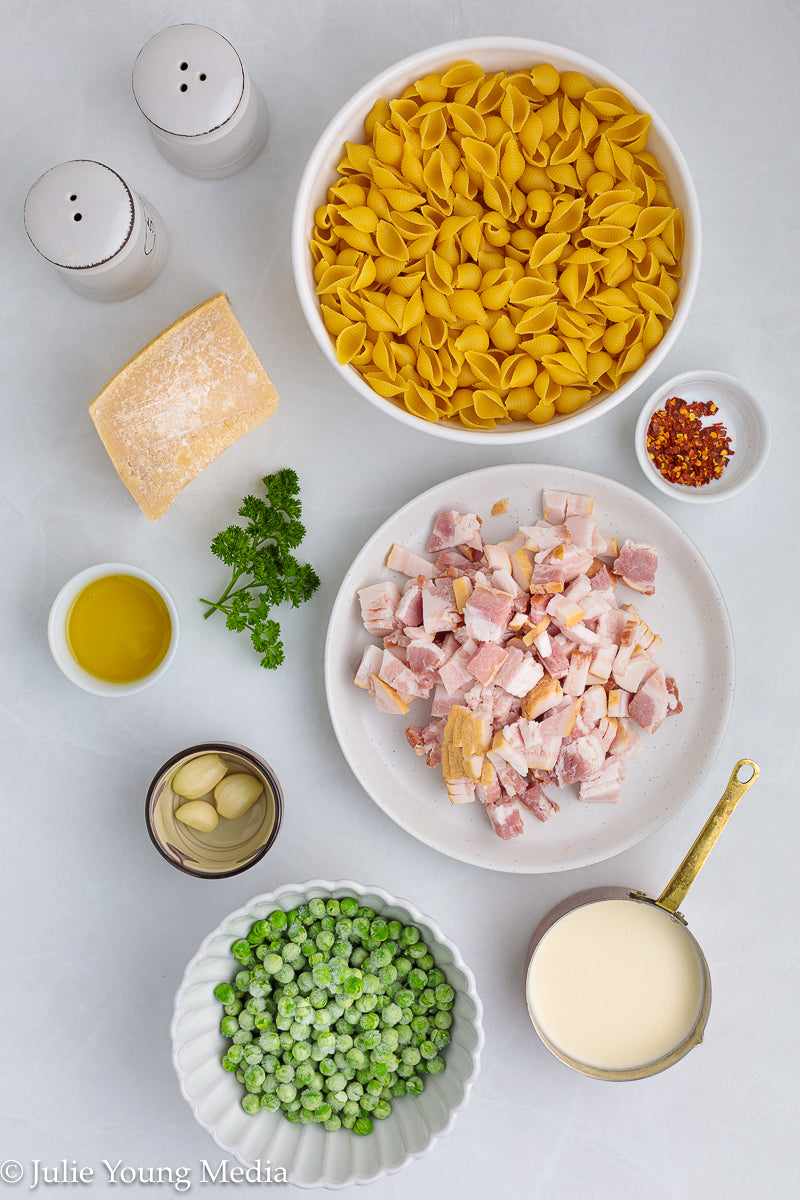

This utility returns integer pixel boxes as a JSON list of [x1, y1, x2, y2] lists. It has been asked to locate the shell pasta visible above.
[[310, 61, 683, 429]]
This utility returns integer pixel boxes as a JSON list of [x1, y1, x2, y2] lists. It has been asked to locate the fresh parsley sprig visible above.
[[200, 469, 320, 669]]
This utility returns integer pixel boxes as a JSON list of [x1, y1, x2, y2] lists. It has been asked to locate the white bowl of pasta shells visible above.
[[292, 37, 701, 443]]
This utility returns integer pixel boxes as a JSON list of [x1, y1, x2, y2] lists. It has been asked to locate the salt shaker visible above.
[[23, 160, 168, 302], [132, 24, 269, 179]]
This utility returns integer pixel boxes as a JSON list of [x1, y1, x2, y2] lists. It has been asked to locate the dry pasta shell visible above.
[[400, 144, 426, 190], [362, 371, 405, 399], [453, 324, 489, 354], [383, 187, 425, 212], [546, 197, 586, 235], [362, 299, 400, 333], [451, 289, 487, 322], [417, 345, 445, 388], [642, 310, 665, 352], [554, 386, 592, 413], [531, 63, 561, 95], [490, 316, 520, 354], [583, 223, 630, 248], [448, 102, 487, 140], [403, 379, 439, 422], [519, 111, 544, 158], [462, 137, 499, 179], [584, 86, 635, 118], [481, 280, 515, 310], [500, 85, 530, 133], [466, 350, 502, 389], [631, 280, 674, 319], [541, 352, 585, 385], [459, 404, 498, 429], [605, 112, 652, 146], [424, 249, 454, 294], [423, 148, 454, 198], [528, 397, 556, 424], [375, 221, 409, 262], [421, 281, 455, 321], [321, 306, 351, 337], [515, 302, 558, 335], [473, 388, 507, 419], [316, 264, 357, 294], [441, 61, 485, 88], [419, 314, 448, 350], [519, 333, 561, 357], [373, 124, 404, 167], [529, 232, 570, 267], [550, 129, 583, 166], [335, 322, 367, 364], [420, 107, 448, 149], [506, 385, 538, 415]]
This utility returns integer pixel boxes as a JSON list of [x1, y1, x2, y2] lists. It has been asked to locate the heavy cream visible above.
[[527, 898, 706, 1072]]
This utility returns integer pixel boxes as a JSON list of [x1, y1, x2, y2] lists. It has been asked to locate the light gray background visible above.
[[1, 1, 798, 1197]]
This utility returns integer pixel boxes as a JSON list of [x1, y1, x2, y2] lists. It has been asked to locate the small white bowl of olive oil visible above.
[[47, 563, 178, 696]]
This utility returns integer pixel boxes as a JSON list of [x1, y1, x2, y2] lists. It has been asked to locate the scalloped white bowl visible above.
[[170, 880, 484, 1188], [291, 36, 701, 444]]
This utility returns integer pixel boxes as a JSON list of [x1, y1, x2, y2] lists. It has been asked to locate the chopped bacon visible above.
[[613, 540, 658, 596], [387, 543, 437, 579], [353, 488, 680, 840], [358, 581, 401, 636], [463, 586, 514, 643], [427, 511, 483, 554]]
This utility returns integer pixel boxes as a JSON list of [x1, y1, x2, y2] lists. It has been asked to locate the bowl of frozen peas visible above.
[[170, 880, 484, 1187]]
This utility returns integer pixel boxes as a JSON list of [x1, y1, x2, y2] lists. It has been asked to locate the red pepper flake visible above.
[[646, 396, 734, 487]]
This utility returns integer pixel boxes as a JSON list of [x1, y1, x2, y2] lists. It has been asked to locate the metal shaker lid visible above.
[[132, 24, 245, 137], [24, 160, 135, 269]]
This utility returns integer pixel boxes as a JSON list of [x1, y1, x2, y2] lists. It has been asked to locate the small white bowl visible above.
[[635, 370, 771, 503], [291, 36, 701, 444], [170, 880, 484, 1189], [47, 562, 179, 696]]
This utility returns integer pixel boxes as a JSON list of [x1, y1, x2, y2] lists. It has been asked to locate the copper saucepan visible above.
[[525, 759, 759, 1080]]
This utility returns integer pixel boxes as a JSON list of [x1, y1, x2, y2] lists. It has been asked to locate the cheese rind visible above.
[[88, 292, 278, 521]]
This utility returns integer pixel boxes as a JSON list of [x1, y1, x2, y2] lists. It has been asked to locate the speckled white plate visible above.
[[325, 464, 735, 873], [171, 880, 484, 1189]]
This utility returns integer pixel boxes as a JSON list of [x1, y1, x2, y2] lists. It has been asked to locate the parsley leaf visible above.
[[199, 469, 320, 669]]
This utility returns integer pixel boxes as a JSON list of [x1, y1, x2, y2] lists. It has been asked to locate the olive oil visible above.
[[66, 574, 172, 683]]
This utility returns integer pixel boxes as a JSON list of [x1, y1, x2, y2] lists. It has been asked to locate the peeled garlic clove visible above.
[[171, 753, 227, 799], [214, 773, 264, 819], [174, 800, 219, 832]]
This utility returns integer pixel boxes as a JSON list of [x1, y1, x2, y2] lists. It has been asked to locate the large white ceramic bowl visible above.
[[291, 37, 702, 444], [171, 880, 484, 1188]]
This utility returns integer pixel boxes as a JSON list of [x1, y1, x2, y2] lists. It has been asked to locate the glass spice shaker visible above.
[[23, 159, 167, 302], [131, 24, 269, 179]]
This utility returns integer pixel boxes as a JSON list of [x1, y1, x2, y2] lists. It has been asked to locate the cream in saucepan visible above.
[[526, 898, 705, 1071]]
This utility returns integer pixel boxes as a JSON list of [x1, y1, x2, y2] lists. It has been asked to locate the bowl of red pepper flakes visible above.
[[635, 370, 771, 503]]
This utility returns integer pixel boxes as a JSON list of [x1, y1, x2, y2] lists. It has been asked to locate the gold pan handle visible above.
[[656, 759, 759, 915]]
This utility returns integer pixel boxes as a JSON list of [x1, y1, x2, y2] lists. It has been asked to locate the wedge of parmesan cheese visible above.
[[88, 292, 278, 521]]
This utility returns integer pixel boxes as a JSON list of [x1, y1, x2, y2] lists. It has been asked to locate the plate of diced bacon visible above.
[[325, 464, 735, 872]]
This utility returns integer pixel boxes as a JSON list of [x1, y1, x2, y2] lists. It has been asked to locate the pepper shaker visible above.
[[132, 24, 269, 179], [23, 160, 168, 302]]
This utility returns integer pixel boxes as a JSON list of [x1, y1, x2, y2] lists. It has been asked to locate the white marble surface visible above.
[[1, 1, 798, 1196]]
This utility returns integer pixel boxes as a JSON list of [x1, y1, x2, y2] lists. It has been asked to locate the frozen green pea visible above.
[[241, 1094, 260, 1115], [214, 982, 236, 1005], [232, 940, 254, 964], [220, 1015, 239, 1037]]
